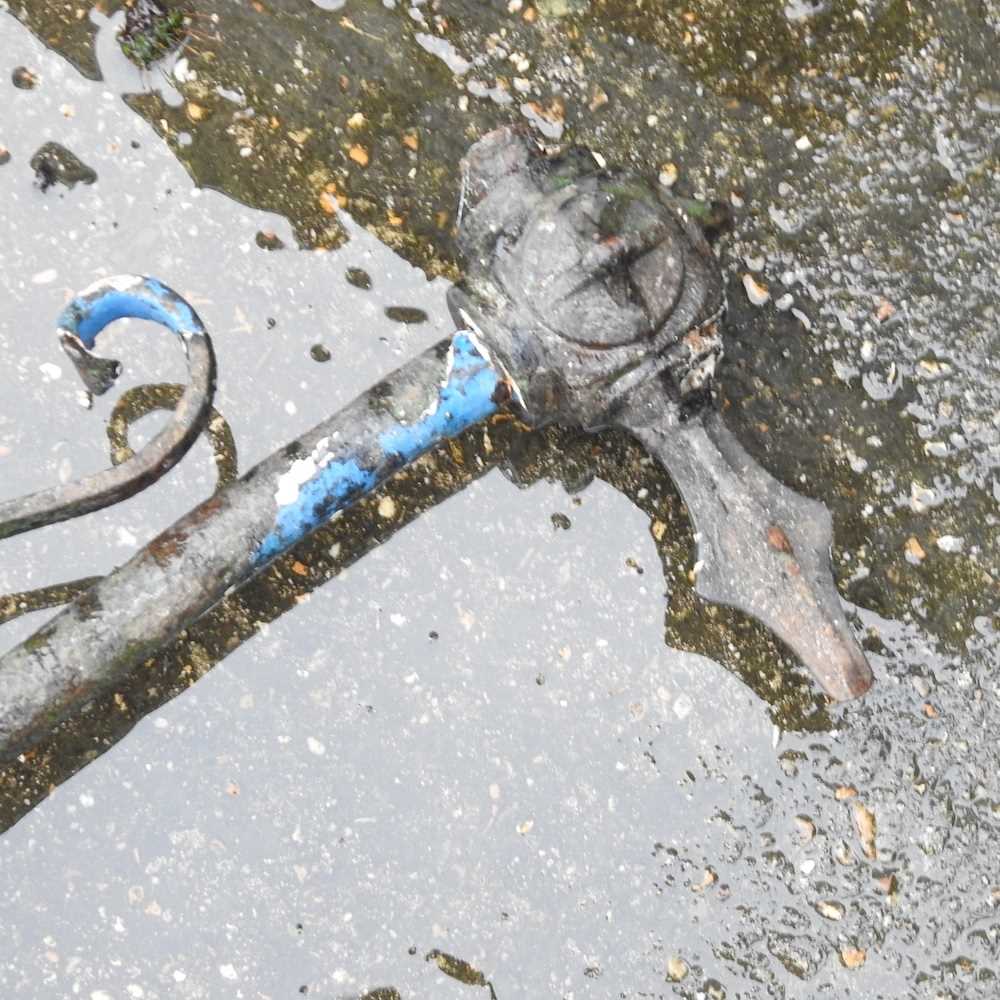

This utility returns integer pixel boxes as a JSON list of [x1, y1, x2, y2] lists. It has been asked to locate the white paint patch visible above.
[[79, 273, 144, 297], [38, 362, 62, 381], [274, 456, 318, 507], [116, 526, 138, 547], [458, 309, 527, 412], [419, 338, 456, 420], [32, 268, 58, 284]]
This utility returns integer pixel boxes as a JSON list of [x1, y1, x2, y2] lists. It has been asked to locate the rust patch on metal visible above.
[[146, 493, 226, 567], [491, 378, 513, 407], [767, 524, 794, 554], [145, 531, 184, 567]]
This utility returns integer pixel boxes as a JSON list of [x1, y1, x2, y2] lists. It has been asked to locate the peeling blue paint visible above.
[[381, 333, 501, 458], [253, 333, 501, 566], [254, 458, 378, 566], [58, 275, 203, 346]]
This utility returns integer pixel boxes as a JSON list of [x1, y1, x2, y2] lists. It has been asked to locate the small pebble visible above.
[[309, 344, 331, 362], [589, 86, 608, 111], [904, 537, 926, 564], [840, 946, 867, 969], [795, 134, 812, 151], [815, 900, 845, 921], [520, 98, 565, 140], [346, 267, 372, 289], [378, 496, 397, 519], [384, 306, 427, 325], [658, 162, 678, 188], [833, 841, 854, 865], [875, 874, 897, 895], [875, 298, 896, 322], [12, 66, 38, 89], [852, 802, 877, 859], [793, 815, 816, 841], [255, 230, 285, 251], [936, 534, 964, 553], [742, 273, 770, 306], [974, 88, 1000, 113], [666, 957, 688, 982]]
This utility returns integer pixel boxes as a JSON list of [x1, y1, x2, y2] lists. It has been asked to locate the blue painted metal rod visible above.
[[0, 322, 505, 760]]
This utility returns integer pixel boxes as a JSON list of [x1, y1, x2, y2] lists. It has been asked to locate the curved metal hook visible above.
[[0, 275, 216, 540], [1, 382, 237, 628]]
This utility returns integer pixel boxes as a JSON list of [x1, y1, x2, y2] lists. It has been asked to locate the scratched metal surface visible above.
[[1, 7, 999, 1000]]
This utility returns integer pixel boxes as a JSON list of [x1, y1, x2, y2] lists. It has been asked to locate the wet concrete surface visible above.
[[1, 1, 999, 998]]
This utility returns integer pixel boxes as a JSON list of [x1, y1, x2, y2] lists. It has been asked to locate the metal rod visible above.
[[0, 331, 505, 761]]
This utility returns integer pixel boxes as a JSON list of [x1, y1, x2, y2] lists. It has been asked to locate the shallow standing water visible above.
[[0, 2, 998, 998]]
